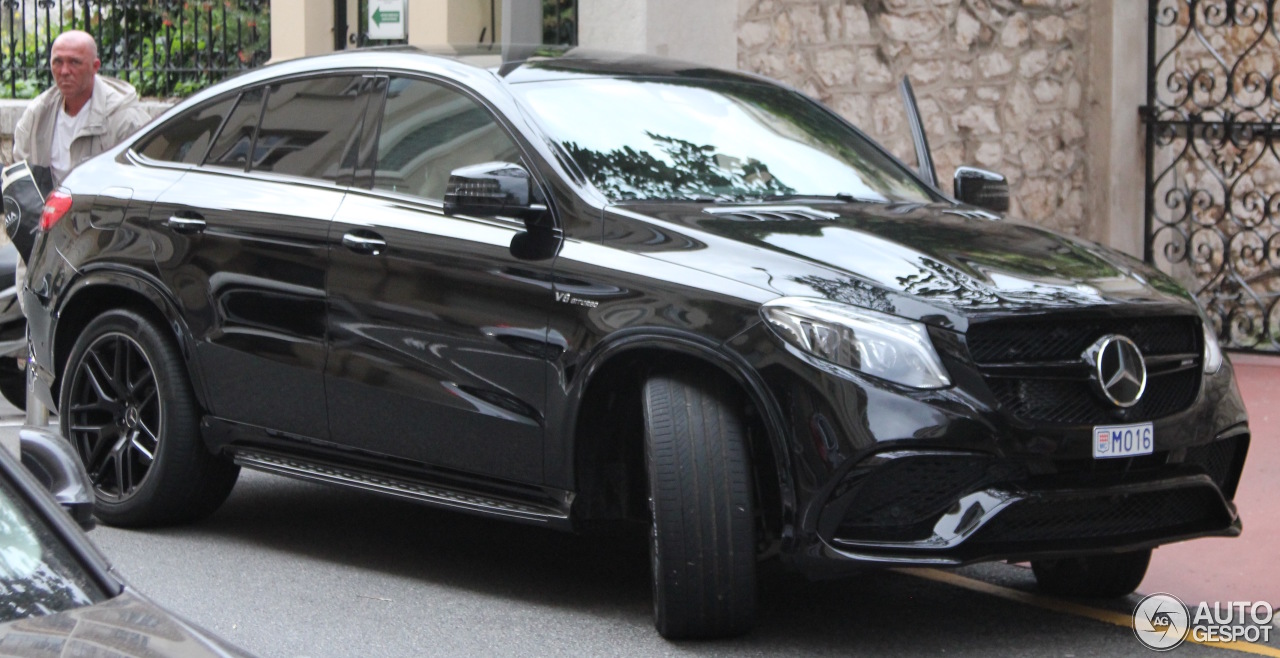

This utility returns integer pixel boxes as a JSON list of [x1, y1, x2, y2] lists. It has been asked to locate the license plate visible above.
[[1093, 422, 1154, 459]]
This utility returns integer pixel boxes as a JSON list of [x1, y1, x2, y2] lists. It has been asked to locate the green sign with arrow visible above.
[[368, 0, 406, 40]]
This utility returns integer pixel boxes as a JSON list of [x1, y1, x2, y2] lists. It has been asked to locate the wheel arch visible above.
[[566, 329, 796, 550], [52, 267, 208, 414]]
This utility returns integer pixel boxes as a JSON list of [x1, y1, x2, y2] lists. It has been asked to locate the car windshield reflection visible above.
[[512, 77, 933, 203], [0, 476, 107, 623]]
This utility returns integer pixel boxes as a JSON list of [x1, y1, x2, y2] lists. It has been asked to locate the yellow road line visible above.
[[895, 567, 1280, 657]]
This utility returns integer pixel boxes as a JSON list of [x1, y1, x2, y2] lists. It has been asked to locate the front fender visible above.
[[553, 325, 798, 547]]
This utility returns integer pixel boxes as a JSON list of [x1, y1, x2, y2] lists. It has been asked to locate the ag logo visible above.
[[1133, 592, 1190, 651]]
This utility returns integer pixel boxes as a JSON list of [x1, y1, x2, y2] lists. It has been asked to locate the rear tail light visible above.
[[40, 191, 73, 231]]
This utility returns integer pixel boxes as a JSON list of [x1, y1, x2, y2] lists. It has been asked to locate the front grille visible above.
[[968, 316, 1199, 364], [970, 485, 1226, 545], [986, 369, 1199, 425], [968, 315, 1202, 425]]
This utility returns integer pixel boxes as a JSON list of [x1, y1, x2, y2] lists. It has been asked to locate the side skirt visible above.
[[230, 448, 574, 529]]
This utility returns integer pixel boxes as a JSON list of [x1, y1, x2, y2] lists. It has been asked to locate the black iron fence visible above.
[[1, 0, 270, 98], [1145, 0, 1280, 353]]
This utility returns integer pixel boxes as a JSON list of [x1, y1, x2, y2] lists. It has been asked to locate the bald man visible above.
[[13, 30, 151, 188]]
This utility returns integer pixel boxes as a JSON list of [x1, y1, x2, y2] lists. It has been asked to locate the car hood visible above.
[[610, 201, 1197, 330], [0, 590, 255, 657]]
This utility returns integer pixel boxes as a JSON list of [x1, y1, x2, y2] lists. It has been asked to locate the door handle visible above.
[[165, 216, 206, 233], [342, 232, 386, 255]]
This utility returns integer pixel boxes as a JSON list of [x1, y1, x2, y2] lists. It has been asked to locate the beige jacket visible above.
[[13, 75, 152, 184]]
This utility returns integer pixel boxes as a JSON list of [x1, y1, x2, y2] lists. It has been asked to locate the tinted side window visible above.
[[252, 76, 368, 180], [204, 87, 264, 170], [135, 95, 237, 164], [373, 77, 521, 200]]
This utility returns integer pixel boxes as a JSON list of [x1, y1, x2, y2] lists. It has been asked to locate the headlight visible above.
[[761, 297, 951, 389], [1202, 317, 1223, 374]]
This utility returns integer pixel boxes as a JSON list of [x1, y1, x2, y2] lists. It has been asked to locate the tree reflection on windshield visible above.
[[0, 478, 105, 622], [563, 132, 796, 201], [514, 77, 934, 204]]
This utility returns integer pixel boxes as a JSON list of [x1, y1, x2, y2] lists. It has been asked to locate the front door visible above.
[[325, 75, 557, 484]]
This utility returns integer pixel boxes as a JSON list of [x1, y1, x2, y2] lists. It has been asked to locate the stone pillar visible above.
[[270, 0, 337, 61], [407, 0, 447, 45], [407, 0, 492, 48], [271, 0, 495, 58], [1087, 2, 1148, 257], [501, 0, 539, 45], [580, 0, 737, 69]]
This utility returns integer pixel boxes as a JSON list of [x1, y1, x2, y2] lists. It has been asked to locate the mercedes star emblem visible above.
[[1084, 334, 1147, 408]]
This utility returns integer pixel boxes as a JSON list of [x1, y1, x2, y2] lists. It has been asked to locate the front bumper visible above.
[[729, 319, 1251, 575], [812, 440, 1245, 567]]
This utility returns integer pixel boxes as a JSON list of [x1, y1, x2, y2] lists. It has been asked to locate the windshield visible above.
[[0, 476, 107, 622], [511, 77, 934, 203]]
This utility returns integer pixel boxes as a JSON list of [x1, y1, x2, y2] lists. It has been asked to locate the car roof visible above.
[[207, 44, 766, 92]]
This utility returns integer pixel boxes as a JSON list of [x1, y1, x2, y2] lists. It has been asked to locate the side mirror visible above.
[[953, 166, 1010, 213], [443, 162, 548, 226]]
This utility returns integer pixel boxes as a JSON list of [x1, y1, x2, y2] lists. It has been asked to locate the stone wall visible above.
[[738, 0, 1092, 238]]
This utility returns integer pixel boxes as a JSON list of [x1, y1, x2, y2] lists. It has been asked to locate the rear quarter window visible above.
[[134, 94, 238, 165], [204, 87, 265, 170]]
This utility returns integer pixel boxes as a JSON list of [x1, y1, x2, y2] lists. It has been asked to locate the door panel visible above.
[[326, 193, 555, 483], [324, 73, 557, 483], [150, 173, 340, 439]]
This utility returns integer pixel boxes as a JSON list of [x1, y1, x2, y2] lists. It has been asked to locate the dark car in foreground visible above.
[[0, 427, 252, 656], [19, 46, 1249, 639]]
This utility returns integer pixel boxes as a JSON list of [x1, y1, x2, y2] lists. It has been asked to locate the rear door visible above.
[[325, 75, 559, 484], [148, 75, 376, 440]]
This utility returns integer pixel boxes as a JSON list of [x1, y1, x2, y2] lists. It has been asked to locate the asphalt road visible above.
[[88, 469, 1210, 658], [1, 395, 1271, 657]]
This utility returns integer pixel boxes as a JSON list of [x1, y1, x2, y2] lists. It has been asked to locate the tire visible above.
[[1031, 549, 1152, 598], [0, 358, 25, 411], [60, 309, 238, 526], [642, 372, 757, 639]]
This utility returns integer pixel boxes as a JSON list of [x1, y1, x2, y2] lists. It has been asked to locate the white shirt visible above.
[[50, 102, 90, 185]]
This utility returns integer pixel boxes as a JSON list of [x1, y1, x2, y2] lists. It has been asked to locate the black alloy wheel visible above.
[[61, 309, 238, 526], [66, 330, 159, 501], [642, 371, 758, 639]]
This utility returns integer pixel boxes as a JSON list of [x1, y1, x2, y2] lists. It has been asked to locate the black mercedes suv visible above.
[[19, 46, 1249, 639]]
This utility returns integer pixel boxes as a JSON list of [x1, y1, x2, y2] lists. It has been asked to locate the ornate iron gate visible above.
[[1145, 0, 1280, 353]]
